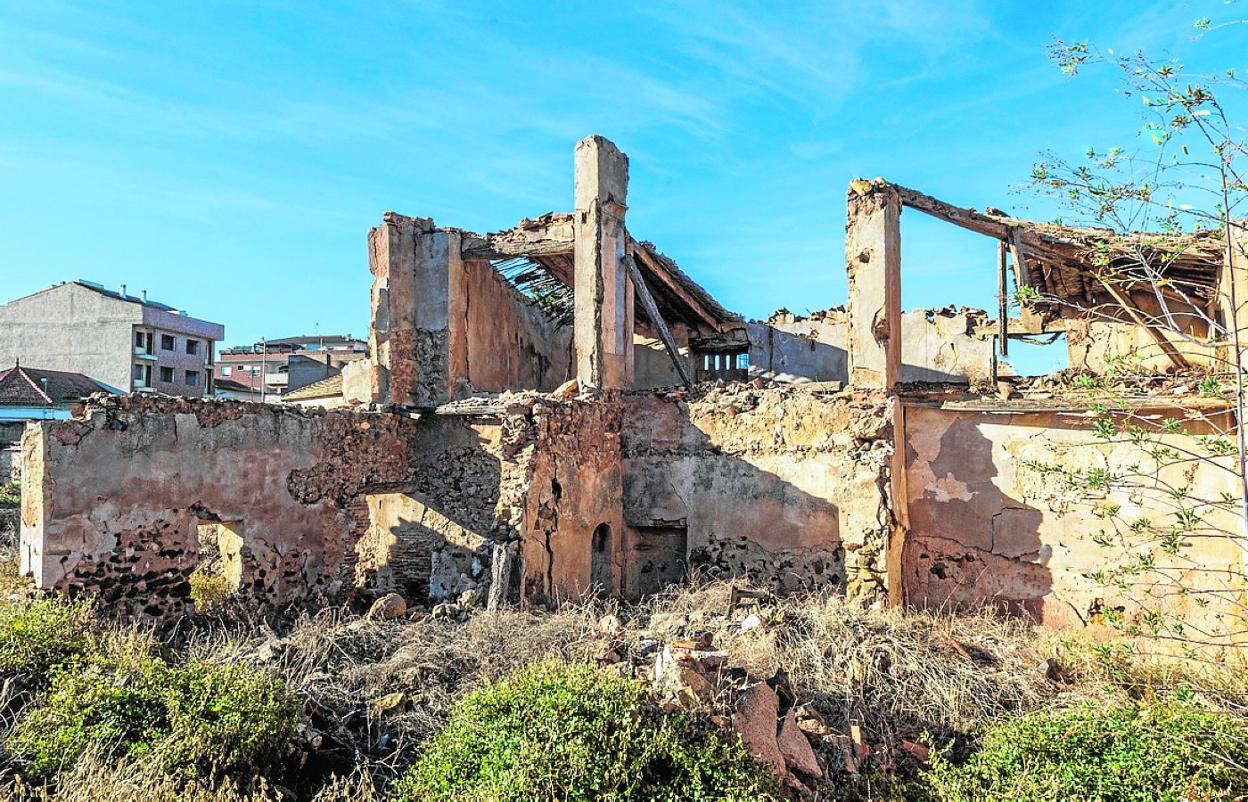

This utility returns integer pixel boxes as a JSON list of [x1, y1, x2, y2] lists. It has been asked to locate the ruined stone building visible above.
[[18, 136, 1248, 638]]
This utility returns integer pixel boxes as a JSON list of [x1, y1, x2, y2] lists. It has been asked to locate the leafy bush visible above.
[[0, 598, 90, 683], [924, 699, 1248, 802], [8, 635, 299, 783], [392, 661, 781, 802], [8, 635, 172, 778], [0, 482, 19, 507], [164, 660, 300, 777], [188, 567, 230, 612]]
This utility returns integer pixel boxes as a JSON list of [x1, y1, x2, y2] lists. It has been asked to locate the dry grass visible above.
[[5, 579, 1189, 799], [182, 601, 609, 783], [636, 582, 1054, 741], [779, 596, 1052, 740], [0, 750, 282, 802]]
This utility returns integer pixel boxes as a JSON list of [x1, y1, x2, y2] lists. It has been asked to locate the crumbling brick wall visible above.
[[455, 261, 573, 395], [19, 396, 550, 617], [20, 393, 635, 618], [518, 399, 625, 604], [621, 386, 895, 603], [20, 396, 437, 617]]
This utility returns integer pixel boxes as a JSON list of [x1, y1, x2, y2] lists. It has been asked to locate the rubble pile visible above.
[[579, 588, 916, 798]]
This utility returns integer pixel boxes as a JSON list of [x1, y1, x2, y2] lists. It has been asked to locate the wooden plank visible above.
[[461, 214, 576, 260], [1095, 276, 1192, 370], [631, 243, 725, 333], [623, 251, 694, 390], [1008, 227, 1026, 294], [997, 239, 1009, 357]]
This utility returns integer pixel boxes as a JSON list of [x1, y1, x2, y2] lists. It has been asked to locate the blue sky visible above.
[[1, 1, 1244, 374]]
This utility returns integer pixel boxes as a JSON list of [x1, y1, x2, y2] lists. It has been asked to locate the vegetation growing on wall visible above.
[[1020, 13, 1248, 659]]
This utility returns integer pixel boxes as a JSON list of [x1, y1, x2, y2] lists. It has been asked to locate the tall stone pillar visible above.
[[367, 213, 463, 407], [846, 180, 902, 389], [574, 135, 634, 392]]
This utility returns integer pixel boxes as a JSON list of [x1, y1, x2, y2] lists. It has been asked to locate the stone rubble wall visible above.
[[19, 396, 536, 618], [621, 386, 895, 604]]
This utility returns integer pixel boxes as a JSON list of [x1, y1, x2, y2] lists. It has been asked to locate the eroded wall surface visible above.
[[621, 387, 894, 601], [747, 307, 999, 385], [455, 261, 573, 395], [21, 394, 631, 617], [901, 404, 1243, 628], [748, 311, 848, 384], [520, 400, 624, 603], [22, 397, 427, 617]]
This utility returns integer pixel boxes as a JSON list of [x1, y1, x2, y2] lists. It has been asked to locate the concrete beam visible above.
[[846, 181, 902, 389], [574, 135, 633, 391]]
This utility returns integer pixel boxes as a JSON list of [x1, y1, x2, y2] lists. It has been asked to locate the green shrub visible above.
[[188, 568, 230, 613], [392, 661, 781, 802], [164, 660, 300, 777], [924, 699, 1248, 802], [8, 635, 172, 778], [8, 636, 299, 783], [0, 598, 90, 682]]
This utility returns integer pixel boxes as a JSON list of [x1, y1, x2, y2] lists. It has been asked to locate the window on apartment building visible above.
[[186, 339, 201, 356], [134, 330, 153, 353], [186, 370, 200, 387], [133, 363, 151, 387], [161, 334, 175, 350], [160, 366, 174, 383], [220, 366, 232, 377]]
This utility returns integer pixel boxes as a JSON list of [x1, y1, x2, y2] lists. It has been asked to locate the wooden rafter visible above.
[[1094, 276, 1192, 370]]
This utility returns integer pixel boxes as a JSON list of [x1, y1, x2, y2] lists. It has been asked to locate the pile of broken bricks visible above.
[[623, 635, 885, 797], [585, 591, 930, 797]]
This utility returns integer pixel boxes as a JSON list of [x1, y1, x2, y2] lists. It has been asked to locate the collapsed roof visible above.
[[886, 180, 1224, 310], [460, 213, 742, 335]]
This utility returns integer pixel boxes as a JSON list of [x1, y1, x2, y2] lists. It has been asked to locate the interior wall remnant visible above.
[[846, 180, 902, 389], [456, 260, 573, 394], [900, 308, 1000, 383], [1065, 293, 1217, 374], [365, 216, 573, 406], [748, 307, 1002, 385], [633, 324, 694, 389], [748, 310, 850, 384], [574, 135, 634, 391], [621, 386, 895, 602], [366, 213, 463, 407], [900, 404, 1243, 628]]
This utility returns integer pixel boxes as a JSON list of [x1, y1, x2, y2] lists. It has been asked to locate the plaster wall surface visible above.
[[520, 400, 624, 603], [901, 404, 1244, 630], [749, 308, 997, 385], [455, 261, 573, 395]]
